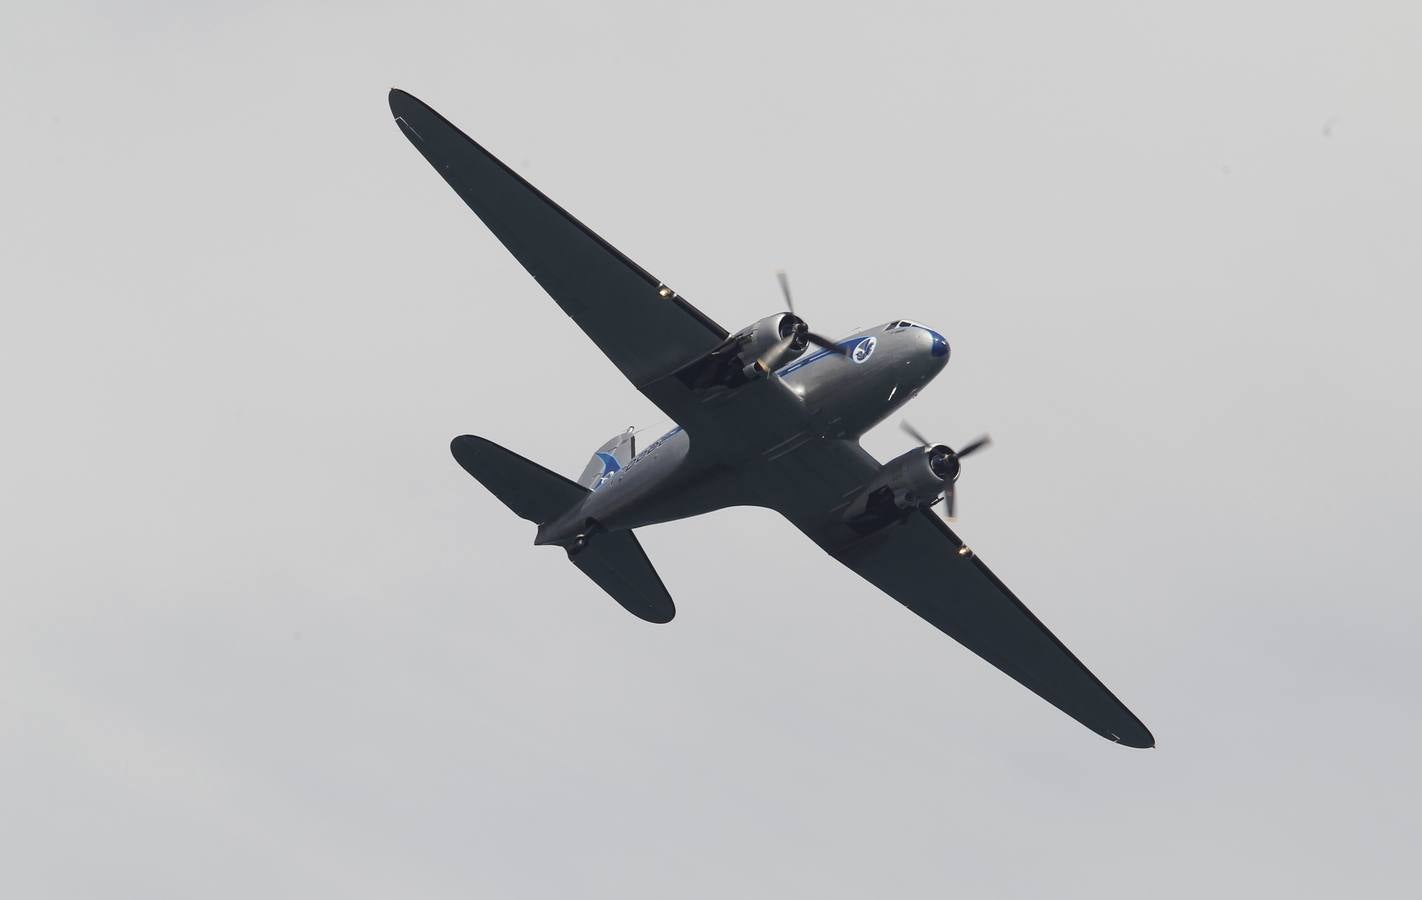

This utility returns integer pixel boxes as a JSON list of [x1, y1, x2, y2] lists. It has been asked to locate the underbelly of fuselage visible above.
[[571, 325, 944, 535]]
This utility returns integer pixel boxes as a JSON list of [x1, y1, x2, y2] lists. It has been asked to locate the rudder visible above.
[[576, 428, 636, 490]]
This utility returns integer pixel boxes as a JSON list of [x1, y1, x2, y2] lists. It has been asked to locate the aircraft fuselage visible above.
[[537, 320, 949, 545]]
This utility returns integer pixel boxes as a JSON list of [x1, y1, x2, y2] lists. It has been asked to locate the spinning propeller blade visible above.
[[957, 435, 992, 458], [901, 420, 932, 448], [771, 271, 848, 358], [806, 331, 848, 355], [776, 270, 795, 314], [756, 333, 798, 373]]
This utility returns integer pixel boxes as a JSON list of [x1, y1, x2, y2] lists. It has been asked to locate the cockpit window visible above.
[[884, 320, 912, 331]]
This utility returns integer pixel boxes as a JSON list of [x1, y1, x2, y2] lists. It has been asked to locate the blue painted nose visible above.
[[929, 329, 950, 359]]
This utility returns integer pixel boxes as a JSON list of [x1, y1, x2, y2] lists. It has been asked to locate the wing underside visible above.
[[764, 440, 1154, 747], [389, 89, 728, 416]]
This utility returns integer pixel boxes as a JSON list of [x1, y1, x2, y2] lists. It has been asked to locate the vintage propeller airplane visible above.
[[389, 89, 1153, 747]]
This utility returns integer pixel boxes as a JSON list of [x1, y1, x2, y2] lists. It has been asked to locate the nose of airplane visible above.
[[927, 327, 950, 363], [929, 329, 949, 358]]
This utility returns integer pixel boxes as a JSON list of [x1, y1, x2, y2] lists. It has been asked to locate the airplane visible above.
[[388, 89, 1154, 748]]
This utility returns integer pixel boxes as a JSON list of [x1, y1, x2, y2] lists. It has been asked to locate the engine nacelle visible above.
[[843, 445, 954, 530], [731, 313, 804, 365], [674, 312, 807, 390]]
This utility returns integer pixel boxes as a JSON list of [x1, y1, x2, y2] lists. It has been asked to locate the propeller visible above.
[[901, 420, 991, 520], [776, 270, 794, 310], [756, 271, 847, 371]]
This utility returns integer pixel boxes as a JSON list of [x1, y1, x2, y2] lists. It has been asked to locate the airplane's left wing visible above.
[[761, 439, 1155, 748], [389, 89, 728, 418]]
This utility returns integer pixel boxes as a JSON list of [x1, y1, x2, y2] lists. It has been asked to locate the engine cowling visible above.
[[843, 445, 956, 529], [732, 313, 806, 370], [674, 312, 808, 390]]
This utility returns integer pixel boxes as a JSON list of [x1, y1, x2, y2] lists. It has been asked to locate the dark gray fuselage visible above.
[[541, 321, 949, 543]]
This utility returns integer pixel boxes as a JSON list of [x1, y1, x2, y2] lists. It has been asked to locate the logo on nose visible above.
[[852, 336, 877, 364]]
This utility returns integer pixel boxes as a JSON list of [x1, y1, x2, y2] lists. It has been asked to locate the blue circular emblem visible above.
[[852, 336, 877, 364]]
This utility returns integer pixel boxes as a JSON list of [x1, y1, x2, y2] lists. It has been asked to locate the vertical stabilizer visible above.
[[577, 428, 637, 490]]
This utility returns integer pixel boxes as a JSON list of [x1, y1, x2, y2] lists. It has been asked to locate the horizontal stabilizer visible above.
[[569, 530, 676, 623], [451, 435, 587, 524]]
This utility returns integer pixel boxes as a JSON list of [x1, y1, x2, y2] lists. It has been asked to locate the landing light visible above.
[[657, 284, 674, 298], [957, 545, 973, 558]]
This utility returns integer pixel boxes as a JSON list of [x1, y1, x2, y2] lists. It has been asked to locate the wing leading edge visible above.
[[767, 440, 1154, 748], [388, 89, 728, 409]]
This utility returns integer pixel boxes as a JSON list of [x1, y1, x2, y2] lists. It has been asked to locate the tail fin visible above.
[[450, 434, 676, 623], [451, 435, 586, 524], [576, 428, 636, 490]]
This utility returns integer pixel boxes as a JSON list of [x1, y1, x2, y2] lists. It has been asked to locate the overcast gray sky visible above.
[[2, 1, 1420, 897]]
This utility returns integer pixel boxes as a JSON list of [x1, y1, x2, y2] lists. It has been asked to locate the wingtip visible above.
[[450, 434, 491, 470], [1110, 725, 1156, 749], [636, 605, 676, 625], [388, 89, 434, 145], [388, 86, 420, 115], [450, 433, 483, 454]]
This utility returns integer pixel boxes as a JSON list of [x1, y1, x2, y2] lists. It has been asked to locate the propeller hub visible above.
[[778, 313, 806, 339], [902, 422, 991, 521], [928, 445, 961, 482], [760, 274, 851, 368], [778, 315, 810, 350]]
